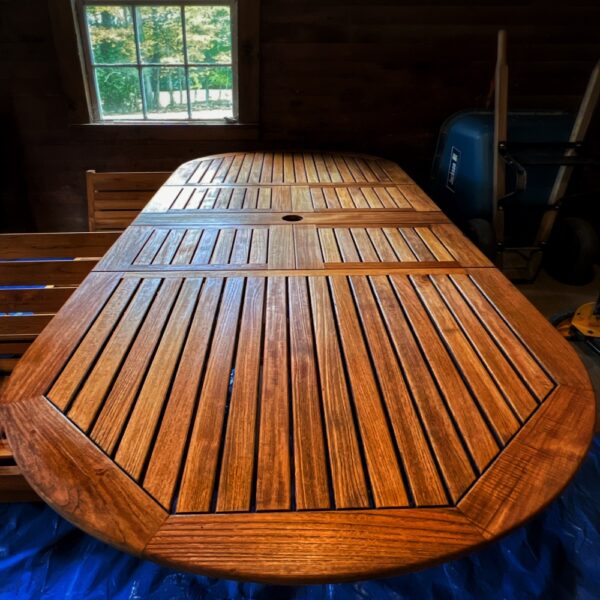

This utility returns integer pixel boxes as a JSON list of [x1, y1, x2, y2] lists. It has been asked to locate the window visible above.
[[76, 1, 237, 122]]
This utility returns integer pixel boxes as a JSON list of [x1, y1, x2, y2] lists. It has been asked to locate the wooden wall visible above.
[[1, 0, 599, 231]]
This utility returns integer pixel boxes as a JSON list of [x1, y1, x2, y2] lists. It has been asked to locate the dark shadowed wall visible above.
[[1, 0, 599, 230]]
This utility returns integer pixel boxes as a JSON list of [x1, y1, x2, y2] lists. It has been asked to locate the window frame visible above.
[[74, 0, 240, 124]]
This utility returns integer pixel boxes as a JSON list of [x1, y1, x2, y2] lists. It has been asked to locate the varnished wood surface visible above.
[[0, 153, 595, 583]]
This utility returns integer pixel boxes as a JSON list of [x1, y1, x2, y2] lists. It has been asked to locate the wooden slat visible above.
[[0, 260, 97, 286], [143, 186, 181, 212], [214, 155, 234, 183], [153, 230, 185, 264], [192, 229, 219, 264], [271, 186, 292, 211], [386, 187, 412, 209], [470, 269, 588, 388], [89, 171, 170, 192], [362, 188, 384, 208], [389, 275, 499, 473], [415, 228, 454, 262], [0, 358, 19, 373], [366, 228, 398, 262], [172, 230, 203, 265], [90, 278, 182, 453], [0, 287, 75, 313], [0, 314, 53, 338], [134, 230, 169, 265], [225, 154, 244, 183], [0, 273, 122, 408], [209, 229, 236, 264], [328, 276, 409, 508], [0, 341, 32, 356], [350, 228, 380, 262], [291, 187, 312, 211], [308, 276, 370, 508], [66, 278, 162, 430], [400, 229, 435, 261], [336, 188, 355, 209], [94, 211, 140, 230], [49, 278, 141, 410], [178, 277, 245, 512], [95, 192, 156, 210], [255, 277, 291, 510], [288, 277, 330, 509], [293, 154, 307, 183], [431, 224, 491, 267], [115, 278, 202, 480], [324, 154, 342, 183], [383, 228, 417, 261], [349, 187, 369, 208], [318, 228, 342, 263], [411, 275, 521, 444], [267, 226, 294, 269], [294, 226, 323, 269], [335, 229, 361, 262], [134, 210, 449, 228], [0, 232, 119, 259], [349, 276, 447, 505], [399, 185, 438, 211], [216, 277, 265, 512], [249, 229, 269, 263], [144, 277, 221, 509], [449, 274, 554, 400], [431, 275, 538, 420], [369, 275, 476, 502]]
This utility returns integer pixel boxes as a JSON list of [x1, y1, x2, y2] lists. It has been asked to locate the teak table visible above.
[[0, 153, 595, 583]]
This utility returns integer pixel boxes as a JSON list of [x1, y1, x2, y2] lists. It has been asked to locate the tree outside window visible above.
[[82, 3, 234, 121]]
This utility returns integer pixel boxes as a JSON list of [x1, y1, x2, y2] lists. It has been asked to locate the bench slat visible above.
[[0, 315, 53, 338], [88, 171, 170, 192], [0, 287, 75, 313], [0, 232, 119, 259], [0, 341, 32, 355], [0, 260, 97, 286], [87, 171, 169, 231]]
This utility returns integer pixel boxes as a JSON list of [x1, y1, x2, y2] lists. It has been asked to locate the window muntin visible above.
[[80, 3, 235, 122]]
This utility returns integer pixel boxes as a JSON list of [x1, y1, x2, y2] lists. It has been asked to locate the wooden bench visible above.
[[0, 231, 119, 501], [86, 170, 170, 231]]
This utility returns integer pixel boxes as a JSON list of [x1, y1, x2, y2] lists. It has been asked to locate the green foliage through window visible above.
[[84, 3, 233, 121]]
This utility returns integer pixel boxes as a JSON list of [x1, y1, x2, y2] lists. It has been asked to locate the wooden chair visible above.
[[86, 170, 170, 231], [0, 231, 119, 501]]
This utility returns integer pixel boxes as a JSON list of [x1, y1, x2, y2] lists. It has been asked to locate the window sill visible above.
[[70, 121, 259, 141]]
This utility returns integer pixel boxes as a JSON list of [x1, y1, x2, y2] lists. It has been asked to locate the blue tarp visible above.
[[1, 437, 599, 599]]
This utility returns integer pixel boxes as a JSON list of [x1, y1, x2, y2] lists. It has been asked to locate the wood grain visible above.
[[0, 396, 166, 550], [0, 152, 594, 583], [459, 385, 595, 537], [144, 509, 484, 583]]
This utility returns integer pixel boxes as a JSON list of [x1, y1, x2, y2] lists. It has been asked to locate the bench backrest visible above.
[[86, 170, 170, 231], [0, 232, 120, 374]]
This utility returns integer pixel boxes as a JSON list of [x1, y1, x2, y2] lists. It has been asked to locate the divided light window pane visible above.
[[87, 6, 136, 64], [185, 6, 232, 64], [83, 3, 234, 122], [137, 6, 184, 64]]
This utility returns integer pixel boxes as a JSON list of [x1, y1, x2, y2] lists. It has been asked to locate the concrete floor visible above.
[[518, 268, 600, 431]]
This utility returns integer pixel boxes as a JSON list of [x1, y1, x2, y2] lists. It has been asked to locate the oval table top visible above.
[[0, 152, 595, 583]]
